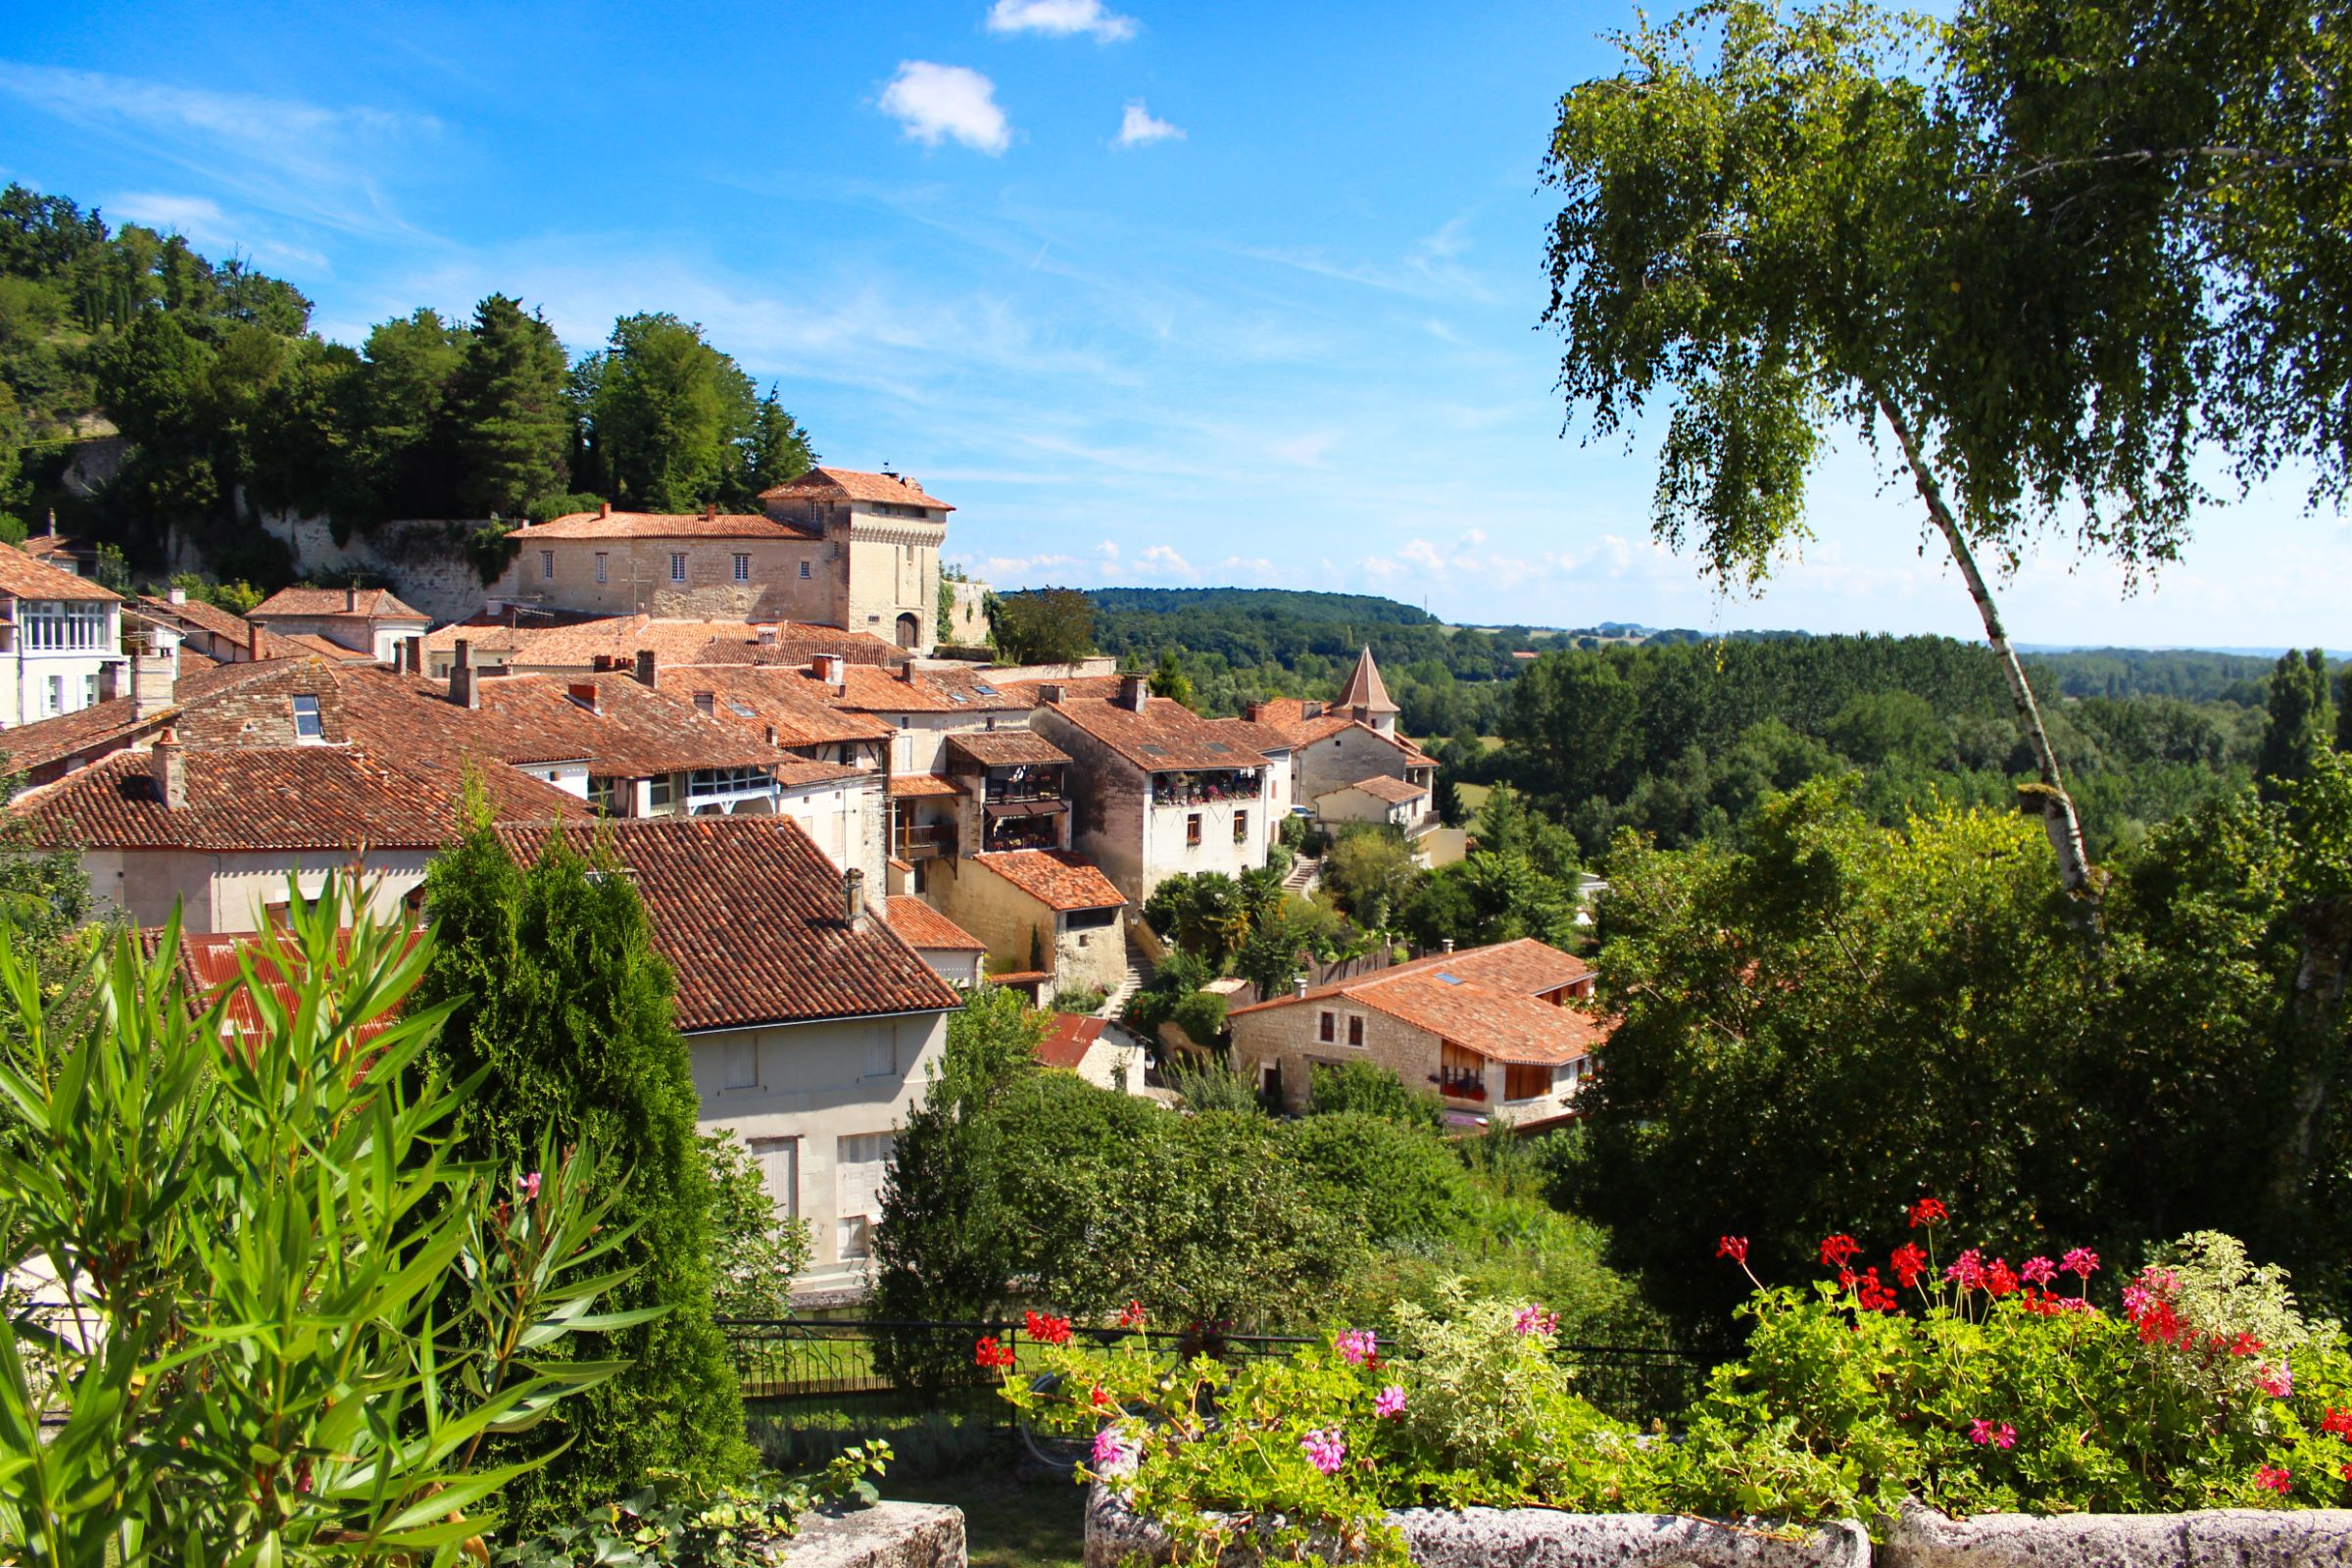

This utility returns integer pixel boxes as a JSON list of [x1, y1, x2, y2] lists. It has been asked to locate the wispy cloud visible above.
[[986, 0, 1139, 42], [878, 62, 1012, 155], [1241, 214, 1496, 305], [0, 62, 438, 241], [109, 191, 329, 270], [1114, 102, 1183, 148]]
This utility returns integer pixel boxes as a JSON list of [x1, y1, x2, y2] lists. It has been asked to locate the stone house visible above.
[[12, 730, 589, 932], [495, 817, 963, 1293], [1227, 938, 1607, 1125], [1037, 1013, 1152, 1095], [1246, 648, 1438, 834], [485, 466, 952, 654], [1313, 772, 1435, 833], [0, 541, 126, 728], [420, 614, 906, 679], [927, 848, 1128, 998], [1031, 673, 1278, 904], [132, 590, 265, 665], [247, 586, 431, 664], [884, 895, 989, 987]]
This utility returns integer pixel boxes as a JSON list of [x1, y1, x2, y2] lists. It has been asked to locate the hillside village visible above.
[[0, 468, 1607, 1295]]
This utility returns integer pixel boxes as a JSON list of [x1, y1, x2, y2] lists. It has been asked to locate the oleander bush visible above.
[[992, 1203, 2352, 1565]]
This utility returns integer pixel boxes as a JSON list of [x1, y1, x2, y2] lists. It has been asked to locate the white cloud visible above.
[[109, 191, 330, 270], [878, 62, 1011, 155], [986, 0, 1138, 42], [0, 63, 437, 241], [1114, 102, 1184, 148], [1134, 544, 1197, 578]]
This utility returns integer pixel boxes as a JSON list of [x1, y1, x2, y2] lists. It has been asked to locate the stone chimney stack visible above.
[[345, 585, 359, 612], [168, 586, 187, 606], [130, 636, 174, 720], [1293, 976, 1309, 1001], [843, 866, 868, 931], [403, 636, 422, 675], [151, 728, 186, 809], [599, 500, 612, 518], [812, 653, 845, 690], [449, 638, 479, 709], [632, 649, 658, 688], [1038, 682, 1065, 706], [1118, 672, 1149, 712], [1441, 938, 1455, 956]]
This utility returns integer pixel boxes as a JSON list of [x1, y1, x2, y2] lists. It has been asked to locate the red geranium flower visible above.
[[1984, 1259, 2020, 1298], [1819, 1234, 1861, 1269], [1907, 1198, 1947, 1229], [1716, 1236, 1748, 1264], [973, 1335, 1016, 1371], [1890, 1243, 1928, 1290], [1024, 1310, 1073, 1347]]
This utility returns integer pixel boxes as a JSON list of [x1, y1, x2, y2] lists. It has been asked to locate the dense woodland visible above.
[[0, 183, 814, 587]]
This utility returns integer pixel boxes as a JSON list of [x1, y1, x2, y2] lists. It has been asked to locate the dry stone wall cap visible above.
[[1881, 1496, 2352, 1568]]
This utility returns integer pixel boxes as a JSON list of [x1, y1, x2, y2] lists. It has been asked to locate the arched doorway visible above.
[[896, 612, 921, 648]]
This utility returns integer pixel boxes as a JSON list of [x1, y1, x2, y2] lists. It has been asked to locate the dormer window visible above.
[[291, 694, 322, 741]]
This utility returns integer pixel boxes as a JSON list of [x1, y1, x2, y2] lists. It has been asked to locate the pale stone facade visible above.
[[926, 855, 1128, 996], [687, 1009, 949, 1288], [1229, 994, 1592, 1123], [80, 846, 433, 934]]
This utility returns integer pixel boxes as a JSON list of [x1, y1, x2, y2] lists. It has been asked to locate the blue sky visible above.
[[0, 0, 2340, 647]]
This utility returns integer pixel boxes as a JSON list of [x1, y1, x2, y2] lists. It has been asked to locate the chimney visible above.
[[632, 649, 657, 688], [812, 653, 845, 690], [567, 681, 601, 713], [703, 500, 716, 520], [345, 585, 359, 612], [151, 728, 186, 809], [763, 724, 778, 746], [598, 500, 612, 518], [899, 659, 916, 684], [843, 867, 868, 931], [168, 586, 187, 606], [1293, 976, 1309, 1001], [403, 636, 422, 675], [247, 619, 266, 662], [449, 639, 478, 709], [1441, 938, 1455, 956], [693, 691, 715, 715], [130, 638, 174, 720], [758, 623, 779, 648], [1037, 682, 1064, 706], [98, 663, 122, 703], [1118, 672, 1148, 712]]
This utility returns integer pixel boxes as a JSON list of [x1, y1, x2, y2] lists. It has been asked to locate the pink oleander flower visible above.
[[1374, 1385, 1406, 1419], [1967, 1418, 2016, 1449], [2256, 1362, 2294, 1398], [2020, 1256, 2057, 1287], [1300, 1428, 1347, 1476], [2061, 1247, 2099, 1278], [1090, 1427, 1138, 1478], [520, 1170, 542, 1200], [2256, 1465, 2290, 1495], [1336, 1329, 1377, 1366], [1513, 1304, 1558, 1338], [1945, 1249, 1985, 1291]]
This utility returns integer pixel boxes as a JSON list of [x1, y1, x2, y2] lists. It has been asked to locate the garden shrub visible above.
[[497, 1445, 891, 1568], [1286, 1111, 1468, 1245], [1306, 1060, 1445, 1131], [703, 1129, 812, 1321]]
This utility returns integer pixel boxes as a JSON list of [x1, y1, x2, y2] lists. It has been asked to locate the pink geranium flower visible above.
[[1335, 1329, 1377, 1366], [1300, 1429, 1347, 1475], [1374, 1385, 1406, 1419]]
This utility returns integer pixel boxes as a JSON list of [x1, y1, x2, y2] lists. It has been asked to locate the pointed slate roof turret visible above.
[[1335, 645, 1399, 720]]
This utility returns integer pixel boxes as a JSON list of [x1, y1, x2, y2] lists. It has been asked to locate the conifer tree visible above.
[[449, 293, 570, 516], [412, 800, 748, 1527], [2257, 649, 2334, 805], [735, 385, 814, 503]]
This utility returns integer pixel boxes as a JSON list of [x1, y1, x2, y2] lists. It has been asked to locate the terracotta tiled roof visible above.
[[1229, 940, 1602, 1066], [1330, 773, 1428, 806], [134, 594, 255, 644], [273, 632, 377, 662], [1207, 715, 1295, 759], [427, 615, 906, 672], [0, 541, 120, 603], [886, 895, 985, 952], [340, 668, 793, 777], [1045, 694, 1267, 772], [774, 759, 871, 789], [805, 662, 1034, 715], [20, 533, 89, 563], [14, 744, 588, 852], [149, 926, 423, 1045], [1333, 647, 1399, 713], [495, 816, 960, 1030], [759, 466, 954, 512], [512, 512, 818, 542], [975, 850, 1125, 911], [0, 700, 172, 780], [250, 586, 428, 621], [657, 665, 895, 747], [947, 729, 1070, 767], [1037, 1012, 1105, 1069], [885, 772, 962, 799]]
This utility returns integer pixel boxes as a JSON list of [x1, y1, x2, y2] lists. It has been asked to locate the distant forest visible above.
[[0, 182, 814, 589], [1082, 586, 2317, 859]]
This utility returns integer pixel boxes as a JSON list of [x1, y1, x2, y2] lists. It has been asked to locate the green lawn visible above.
[[887, 1470, 1087, 1568], [1456, 781, 1493, 813]]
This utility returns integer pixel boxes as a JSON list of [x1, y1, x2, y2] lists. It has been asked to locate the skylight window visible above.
[[728, 699, 756, 717], [1437, 972, 1464, 986], [973, 683, 999, 696], [948, 693, 969, 704]]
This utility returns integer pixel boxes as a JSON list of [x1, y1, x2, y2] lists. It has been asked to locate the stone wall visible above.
[[259, 511, 495, 625], [784, 1502, 964, 1568]]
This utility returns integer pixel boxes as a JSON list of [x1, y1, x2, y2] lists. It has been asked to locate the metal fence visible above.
[[717, 1316, 1707, 1431]]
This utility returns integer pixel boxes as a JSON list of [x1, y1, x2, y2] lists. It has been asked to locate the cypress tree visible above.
[[450, 293, 571, 516], [413, 800, 749, 1527], [2256, 649, 2334, 805]]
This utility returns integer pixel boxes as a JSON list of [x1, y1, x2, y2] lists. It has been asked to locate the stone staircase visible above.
[[1282, 853, 1323, 897], [1101, 953, 1150, 1019]]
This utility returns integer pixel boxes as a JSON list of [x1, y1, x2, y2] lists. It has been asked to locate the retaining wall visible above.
[[786, 1501, 966, 1568]]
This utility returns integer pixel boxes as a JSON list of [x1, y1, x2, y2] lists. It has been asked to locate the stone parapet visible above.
[[784, 1501, 966, 1568]]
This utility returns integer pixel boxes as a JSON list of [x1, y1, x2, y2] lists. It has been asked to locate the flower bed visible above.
[[987, 1208, 2352, 1566]]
